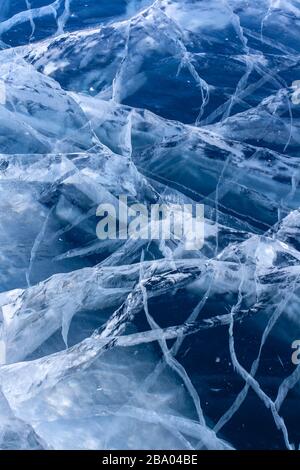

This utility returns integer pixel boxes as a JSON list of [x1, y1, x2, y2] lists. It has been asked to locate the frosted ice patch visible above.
[[43, 61, 69, 75]]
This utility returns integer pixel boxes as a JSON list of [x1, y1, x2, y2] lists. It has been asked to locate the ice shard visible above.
[[0, 0, 299, 451]]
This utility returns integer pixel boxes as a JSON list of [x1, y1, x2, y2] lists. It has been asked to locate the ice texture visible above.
[[0, 0, 299, 450]]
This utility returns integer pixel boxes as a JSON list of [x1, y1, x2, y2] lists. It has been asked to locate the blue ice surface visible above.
[[0, 0, 299, 450]]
